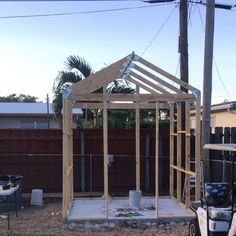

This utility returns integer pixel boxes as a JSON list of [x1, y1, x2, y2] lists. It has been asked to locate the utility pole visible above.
[[179, 0, 188, 175], [179, 0, 189, 89], [202, 0, 215, 182]]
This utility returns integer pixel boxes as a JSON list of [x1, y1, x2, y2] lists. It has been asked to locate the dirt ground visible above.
[[0, 198, 189, 236]]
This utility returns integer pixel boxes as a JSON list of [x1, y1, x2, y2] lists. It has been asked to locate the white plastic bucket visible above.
[[31, 189, 43, 206], [129, 190, 142, 208]]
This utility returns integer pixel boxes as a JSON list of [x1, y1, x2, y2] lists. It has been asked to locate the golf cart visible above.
[[189, 143, 236, 236]]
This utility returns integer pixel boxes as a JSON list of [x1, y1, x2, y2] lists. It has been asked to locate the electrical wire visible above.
[[188, 0, 198, 26], [0, 2, 175, 19], [213, 95, 236, 98], [142, 1, 194, 81], [175, 58, 180, 77], [197, 4, 232, 101], [0, 1, 234, 20], [141, 3, 178, 56], [213, 58, 232, 101]]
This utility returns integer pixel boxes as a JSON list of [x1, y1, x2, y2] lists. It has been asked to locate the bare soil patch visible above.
[[0, 198, 189, 235]]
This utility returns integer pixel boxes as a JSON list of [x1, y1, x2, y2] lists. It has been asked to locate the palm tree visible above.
[[52, 55, 164, 128], [106, 79, 135, 94], [52, 55, 93, 122]]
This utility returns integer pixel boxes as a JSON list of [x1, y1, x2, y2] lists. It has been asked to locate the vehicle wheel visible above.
[[189, 219, 200, 236]]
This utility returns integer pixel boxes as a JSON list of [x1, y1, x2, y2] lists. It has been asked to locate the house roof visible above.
[[211, 100, 236, 111], [0, 102, 82, 116], [190, 100, 236, 115]]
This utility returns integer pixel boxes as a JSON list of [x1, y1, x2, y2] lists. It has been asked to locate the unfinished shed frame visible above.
[[62, 52, 201, 219]]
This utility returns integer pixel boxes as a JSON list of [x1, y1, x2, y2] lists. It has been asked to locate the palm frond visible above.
[[65, 55, 93, 78], [106, 79, 135, 94], [53, 71, 82, 93], [52, 55, 94, 122]]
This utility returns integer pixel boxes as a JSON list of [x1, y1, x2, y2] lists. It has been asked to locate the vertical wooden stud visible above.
[[155, 102, 159, 218], [177, 102, 182, 202], [62, 99, 73, 218], [62, 99, 68, 218], [169, 103, 174, 197], [69, 106, 73, 205], [103, 86, 109, 219], [195, 98, 201, 200], [136, 86, 140, 191], [185, 101, 191, 208]]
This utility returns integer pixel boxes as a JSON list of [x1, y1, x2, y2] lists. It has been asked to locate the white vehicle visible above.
[[189, 144, 236, 236]]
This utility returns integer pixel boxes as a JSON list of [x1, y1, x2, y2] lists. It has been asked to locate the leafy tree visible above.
[[140, 109, 169, 128], [52, 55, 93, 122], [0, 94, 38, 102], [106, 79, 136, 128]]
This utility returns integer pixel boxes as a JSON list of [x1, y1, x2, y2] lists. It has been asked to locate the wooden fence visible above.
[[208, 127, 236, 183], [211, 127, 236, 144], [1, 127, 234, 195], [0, 128, 169, 195]]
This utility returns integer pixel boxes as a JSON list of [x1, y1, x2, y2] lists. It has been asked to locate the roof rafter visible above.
[[138, 57, 195, 91], [65, 52, 200, 104], [129, 71, 171, 95], [68, 56, 128, 99], [132, 64, 184, 94]]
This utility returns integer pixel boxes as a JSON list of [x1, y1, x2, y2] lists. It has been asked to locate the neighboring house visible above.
[[0, 102, 83, 129], [190, 101, 236, 131]]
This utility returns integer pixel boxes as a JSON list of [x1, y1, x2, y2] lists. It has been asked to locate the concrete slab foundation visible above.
[[67, 196, 194, 225]]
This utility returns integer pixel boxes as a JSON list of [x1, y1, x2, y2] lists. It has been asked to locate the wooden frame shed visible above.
[[62, 52, 201, 219]]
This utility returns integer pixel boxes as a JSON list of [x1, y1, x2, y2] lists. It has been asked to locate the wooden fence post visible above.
[[231, 128, 236, 143]]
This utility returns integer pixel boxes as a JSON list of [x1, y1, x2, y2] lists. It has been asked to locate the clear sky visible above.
[[0, 0, 235, 104]]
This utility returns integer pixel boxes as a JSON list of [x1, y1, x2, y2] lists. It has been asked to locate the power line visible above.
[[213, 95, 236, 98], [0, 2, 175, 19], [197, 4, 232, 101], [175, 58, 180, 77], [141, 3, 178, 56], [213, 58, 232, 101]]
